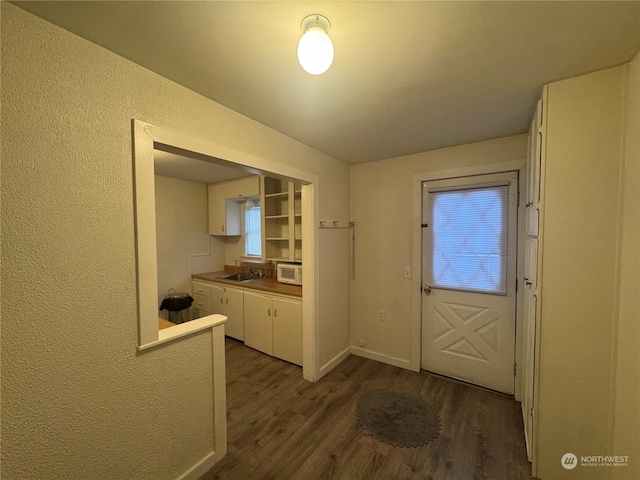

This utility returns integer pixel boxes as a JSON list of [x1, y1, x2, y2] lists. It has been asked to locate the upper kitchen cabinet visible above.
[[225, 176, 259, 199], [208, 183, 241, 236], [261, 176, 303, 262], [208, 175, 260, 236]]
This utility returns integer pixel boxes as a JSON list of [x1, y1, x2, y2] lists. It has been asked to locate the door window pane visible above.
[[425, 186, 509, 294]]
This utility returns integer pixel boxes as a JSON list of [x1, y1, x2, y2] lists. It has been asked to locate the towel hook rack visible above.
[[318, 221, 356, 279]]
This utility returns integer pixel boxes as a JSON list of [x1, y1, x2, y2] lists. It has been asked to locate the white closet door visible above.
[[526, 100, 543, 237]]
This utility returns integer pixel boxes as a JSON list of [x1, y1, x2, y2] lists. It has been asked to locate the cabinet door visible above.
[[208, 184, 241, 236], [224, 200, 241, 236], [526, 99, 543, 237], [522, 285, 538, 460], [208, 184, 225, 235], [209, 285, 225, 315], [225, 176, 259, 198], [243, 292, 273, 355], [224, 288, 244, 341], [522, 237, 538, 460], [272, 298, 302, 366]]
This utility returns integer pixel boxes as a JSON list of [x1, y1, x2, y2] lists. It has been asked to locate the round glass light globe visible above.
[[297, 27, 334, 75]]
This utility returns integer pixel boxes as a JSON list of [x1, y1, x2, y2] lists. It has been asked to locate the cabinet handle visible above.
[[268, 308, 271, 316], [226, 298, 229, 305], [220, 298, 224, 304], [274, 309, 278, 317], [222, 225, 225, 233]]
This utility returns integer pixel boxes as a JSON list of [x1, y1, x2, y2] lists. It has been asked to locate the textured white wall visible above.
[[349, 135, 527, 365], [0, 4, 350, 479]]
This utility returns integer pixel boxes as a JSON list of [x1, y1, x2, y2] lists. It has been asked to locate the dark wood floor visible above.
[[200, 339, 535, 480]]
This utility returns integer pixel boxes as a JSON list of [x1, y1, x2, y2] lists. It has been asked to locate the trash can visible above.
[[159, 289, 194, 324]]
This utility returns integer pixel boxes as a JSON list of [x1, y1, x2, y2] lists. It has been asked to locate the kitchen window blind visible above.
[[424, 185, 509, 295]]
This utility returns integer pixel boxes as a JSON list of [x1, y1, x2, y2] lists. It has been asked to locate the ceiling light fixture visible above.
[[297, 14, 334, 75]]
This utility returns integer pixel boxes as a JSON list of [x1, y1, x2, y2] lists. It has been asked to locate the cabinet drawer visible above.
[[192, 293, 210, 312], [192, 281, 210, 297]]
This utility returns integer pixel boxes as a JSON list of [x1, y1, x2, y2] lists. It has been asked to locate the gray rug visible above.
[[356, 390, 441, 448]]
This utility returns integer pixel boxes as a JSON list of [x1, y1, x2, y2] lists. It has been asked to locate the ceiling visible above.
[[13, 1, 640, 165]]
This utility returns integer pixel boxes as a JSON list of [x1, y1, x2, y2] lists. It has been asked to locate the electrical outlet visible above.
[[359, 339, 366, 348], [377, 310, 385, 321], [404, 267, 411, 279]]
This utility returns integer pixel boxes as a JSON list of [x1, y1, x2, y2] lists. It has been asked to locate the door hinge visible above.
[[530, 406, 534, 418], [514, 363, 517, 376], [517, 191, 520, 207], [421, 223, 429, 228]]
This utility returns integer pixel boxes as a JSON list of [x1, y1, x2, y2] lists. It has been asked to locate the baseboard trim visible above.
[[177, 450, 220, 480], [350, 347, 414, 371], [317, 346, 351, 380]]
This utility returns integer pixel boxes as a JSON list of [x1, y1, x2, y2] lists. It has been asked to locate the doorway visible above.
[[133, 120, 317, 381], [421, 171, 518, 394]]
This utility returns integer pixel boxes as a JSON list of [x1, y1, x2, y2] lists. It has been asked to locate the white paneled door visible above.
[[421, 171, 518, 394]]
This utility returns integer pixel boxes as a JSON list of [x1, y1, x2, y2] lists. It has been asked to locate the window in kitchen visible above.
[[245, 200, 261, 257]]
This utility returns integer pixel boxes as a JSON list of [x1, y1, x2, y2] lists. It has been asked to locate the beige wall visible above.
[[349, 135, 527, 366], [613, 52, 640, 480], [154, 175, 224, 313], [536, 65, 630, 480], [0, 4, 349, 479]]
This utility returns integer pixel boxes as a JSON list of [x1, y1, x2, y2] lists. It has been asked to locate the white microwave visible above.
[[277, 263, 302, 285]]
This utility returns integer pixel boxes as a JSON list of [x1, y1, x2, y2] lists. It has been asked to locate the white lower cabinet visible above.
[[193, 282, 245, 341], [191, 281, 211, 318], [244, 292, 274, 355], [272, 298, 303, 366], [209, 284, 245, 341], [193, 280, 302, 365], [223, 288, 244, 341], [244, 291, 302, 366]]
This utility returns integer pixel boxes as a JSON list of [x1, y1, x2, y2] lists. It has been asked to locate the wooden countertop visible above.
[[158, 317, 176, 330], [192, 271, 302, 298]]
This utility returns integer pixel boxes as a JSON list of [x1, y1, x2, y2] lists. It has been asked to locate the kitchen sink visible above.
[[218, 273, 261, 282]]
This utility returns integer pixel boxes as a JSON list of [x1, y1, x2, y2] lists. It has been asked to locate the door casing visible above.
[[410, 160, 526, 396]]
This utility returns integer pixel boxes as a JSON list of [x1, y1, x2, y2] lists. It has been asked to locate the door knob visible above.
[[423, 286, 431, 295]]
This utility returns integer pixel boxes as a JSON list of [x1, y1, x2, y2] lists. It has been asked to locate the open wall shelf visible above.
[[261, 177, 303, 264]]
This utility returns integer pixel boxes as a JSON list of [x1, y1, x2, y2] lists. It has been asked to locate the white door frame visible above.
[[410, 159, 526, 395]]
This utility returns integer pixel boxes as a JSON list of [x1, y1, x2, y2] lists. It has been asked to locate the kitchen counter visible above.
[[158, 317, 176, 330], [192, 271, 302, 298]]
